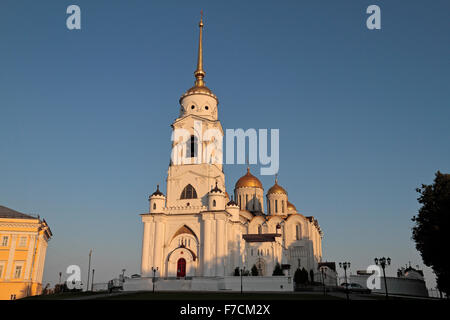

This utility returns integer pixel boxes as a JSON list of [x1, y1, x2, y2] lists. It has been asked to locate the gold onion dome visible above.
[[267, 177, 287, 195], [235, 167, 263, 189], [287, 201, 297, 212], [180, 11, 218, 102]]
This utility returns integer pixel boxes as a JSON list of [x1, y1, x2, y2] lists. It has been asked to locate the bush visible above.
[[272, 263, 284, 276], [251, 265, 259, 276]]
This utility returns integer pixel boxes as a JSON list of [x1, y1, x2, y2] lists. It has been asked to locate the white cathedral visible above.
[[137, 16, 324, 286]]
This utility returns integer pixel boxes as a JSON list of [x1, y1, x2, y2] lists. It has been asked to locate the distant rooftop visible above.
[[0, 205, 37, 220]]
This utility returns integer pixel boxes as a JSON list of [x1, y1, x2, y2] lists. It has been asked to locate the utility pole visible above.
[[91, 269, 95, 291], [86, 249, 92, 291]]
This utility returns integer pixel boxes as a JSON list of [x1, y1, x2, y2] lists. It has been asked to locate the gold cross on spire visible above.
[[194, 10, 205, 87]]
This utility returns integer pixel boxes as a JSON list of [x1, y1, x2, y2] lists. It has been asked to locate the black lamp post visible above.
[[240, 267, 246, 295], [319, 266, 327, 296], [152, 267, 158, 293], [339, 262, 351, 301], [374, 257, 391, 299]]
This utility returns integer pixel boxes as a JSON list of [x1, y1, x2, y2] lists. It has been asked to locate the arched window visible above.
[[153, 203, 156, 210], [258, 225, 262, 234], [180, 184, 197, 199], [213, 200, 216, 207], [186, 135, 198, 158], [296, 224, 302, 240], [275, 200, 278, 213]]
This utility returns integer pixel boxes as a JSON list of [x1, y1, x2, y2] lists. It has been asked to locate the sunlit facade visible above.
[[0, 206, 52, 300], [139, 16, 323, 281]]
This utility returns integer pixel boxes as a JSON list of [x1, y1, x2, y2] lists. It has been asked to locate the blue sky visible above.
[[0, 0, 449, 289]]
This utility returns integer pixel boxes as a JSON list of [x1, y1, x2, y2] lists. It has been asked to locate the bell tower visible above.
[[166, 12, 226, 210]]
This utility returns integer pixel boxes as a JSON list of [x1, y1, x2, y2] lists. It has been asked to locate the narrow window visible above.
[[245, 195, 248, 209], [14, 266, 22, 279], [258, 225, 262, 234], [282, 200, 285, 213], [186, 135, 198, 158], [275, 200, 278, 213], [296, 225, 302, 240], [19, 237, 27, 247], [268, 201, 270, 213], [1, 236, 8, 247], [213, 200, 216, 207], [153, 203, 156, 210]]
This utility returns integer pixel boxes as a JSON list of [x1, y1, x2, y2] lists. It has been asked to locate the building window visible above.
[[296, 225, 302, 240], [251, 249, 254, 256], [186, 135, 198, 158], [275, 200, 278, 213], [153, 203, 156, 210], [180, 184, 198, 199], [258, 225, 262, 234], [1, 236, 8, 247], [14, 265, 22, 279], [212, 200, 216, 207], [19, 237, 27, 247], [205, 106, 209, 110], [245, 195, 248, 209], [282, 200, 285, 213], [267, 201, 270, 213], [0, 264, 4, 279]]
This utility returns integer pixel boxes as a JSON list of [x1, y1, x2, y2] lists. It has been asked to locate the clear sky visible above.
[[1, 0, 449, 289]]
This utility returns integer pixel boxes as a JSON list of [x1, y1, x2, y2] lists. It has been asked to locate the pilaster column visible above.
[[24, 235, 36, 280], [5, 235, 17, 280], [216, 218, 225, 276], [202, 217, 212, 276], [141, 222, 151, 276], [153, 220, 165, 276], [32, 235, 44, 281]]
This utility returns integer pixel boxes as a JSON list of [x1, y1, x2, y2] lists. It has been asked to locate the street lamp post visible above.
[[152, 267, 158, 293], [86, 249, 92, 291], [240, 267, 246, 295], [319, 266, 327, 296], [91, 269, 95, 292], [339, 262, 351, 301], [374, 257, 391, 299]]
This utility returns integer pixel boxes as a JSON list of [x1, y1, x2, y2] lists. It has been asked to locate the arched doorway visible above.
[[255, 258, 266, 276], [177, 258, 186, 278]]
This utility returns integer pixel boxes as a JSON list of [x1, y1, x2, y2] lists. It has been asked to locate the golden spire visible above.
[[194, 10, 206, 87]]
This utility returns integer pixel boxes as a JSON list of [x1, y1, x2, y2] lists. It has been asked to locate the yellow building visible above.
[[0, 205, 52, 300]]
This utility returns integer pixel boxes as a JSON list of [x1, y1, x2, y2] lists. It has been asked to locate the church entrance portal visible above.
[[177, 258, 186, 277]]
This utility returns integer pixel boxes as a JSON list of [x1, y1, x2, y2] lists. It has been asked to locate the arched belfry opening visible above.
[[186, 135, 198, 158]]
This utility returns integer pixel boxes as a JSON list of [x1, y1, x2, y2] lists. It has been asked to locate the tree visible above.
[[301, 268, 309, 284], [412, 171, 450, 295], [294, 268, 303, 287], [251, 264, 259, 276], [272, 263, 284, 276]]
